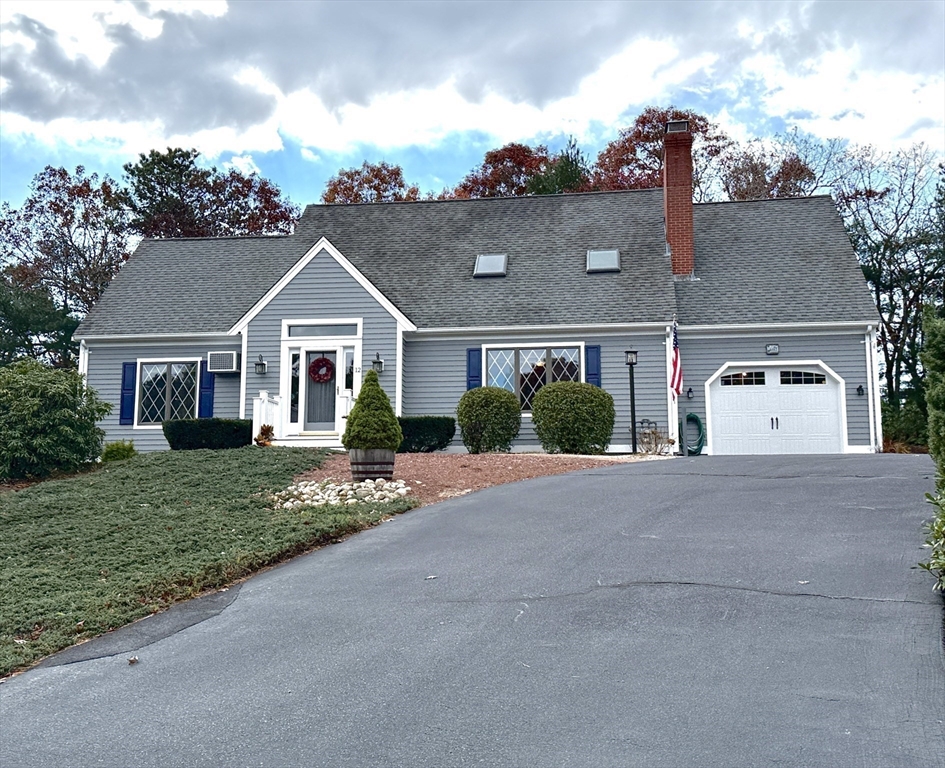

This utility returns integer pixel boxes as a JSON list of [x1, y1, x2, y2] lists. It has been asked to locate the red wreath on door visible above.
[[308, 357, 334, 383]]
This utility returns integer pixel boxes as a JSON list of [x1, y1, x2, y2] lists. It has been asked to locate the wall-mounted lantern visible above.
[[254, 354, 268, 375], [686, 387, 694, 399], [856, 385, 865, 396], [372, 353, 385, 373]]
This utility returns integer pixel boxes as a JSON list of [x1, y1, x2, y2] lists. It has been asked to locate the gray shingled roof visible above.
[[675, 196, 877, 325], [76, 190, 875, 338], [294, 190, 675, 328], [77, 235, 303, 336]]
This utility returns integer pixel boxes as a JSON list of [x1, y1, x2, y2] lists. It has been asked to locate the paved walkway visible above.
[[1, 454, 942, 767]]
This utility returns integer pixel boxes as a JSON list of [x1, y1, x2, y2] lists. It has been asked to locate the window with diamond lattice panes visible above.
[[486, 346, 581, 409], [138, 362, 198, 424]]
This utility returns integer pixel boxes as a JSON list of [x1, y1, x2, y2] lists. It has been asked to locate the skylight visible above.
[[474, 253, 507, 277], [586, 249, 620, 273]]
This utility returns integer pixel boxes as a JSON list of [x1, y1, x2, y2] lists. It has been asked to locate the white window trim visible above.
[[133, 357, 202, 430], [281, 318, 363, 341], [280, 333, 363, 436], [481, 342, 586, 414]]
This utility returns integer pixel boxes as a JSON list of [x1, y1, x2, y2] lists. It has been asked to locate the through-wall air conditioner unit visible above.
[[207, 351, 240, 373]]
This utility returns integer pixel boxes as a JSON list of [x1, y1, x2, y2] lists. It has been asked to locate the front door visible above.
[[287, 345, 357, 434], [303, 350, 337, 431]]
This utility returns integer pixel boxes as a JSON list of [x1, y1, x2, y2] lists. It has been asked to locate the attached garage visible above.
[[706, 361, 846, 455]]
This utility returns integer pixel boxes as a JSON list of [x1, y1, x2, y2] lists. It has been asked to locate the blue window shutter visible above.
[[119, 362, 136, 425], [585, 345, 601, 387], [198, 360, 215, 418], [466, 348, 482, 390]]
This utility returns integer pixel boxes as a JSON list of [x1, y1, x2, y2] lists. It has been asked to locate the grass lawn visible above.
[[0, 447, 417, 677]]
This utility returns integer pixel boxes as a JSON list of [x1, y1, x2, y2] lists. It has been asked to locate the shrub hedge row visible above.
[[162, 418, 253, 450], [397, 416, 456, 453]]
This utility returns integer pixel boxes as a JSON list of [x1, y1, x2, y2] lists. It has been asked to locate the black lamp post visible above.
[[625, 350, 638, 454]]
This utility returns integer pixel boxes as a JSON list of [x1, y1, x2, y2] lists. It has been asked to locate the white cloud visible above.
[[737, 46, 945, 151], [0, 0, 226, 67], [224, 154, 261, 175], [0, 3, 941, 169]]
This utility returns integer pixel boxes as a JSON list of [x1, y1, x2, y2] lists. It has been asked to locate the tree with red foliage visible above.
[[451, 143, 551, 198], [0, 166, 131, 316], [122, 148, 299, 237], [592, 106, 732, 200], [719, 130, 849, 201], [321, 161, 421, 204]]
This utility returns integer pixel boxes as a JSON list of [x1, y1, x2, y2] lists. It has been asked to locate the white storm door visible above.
[[296, 346, 356, 433]]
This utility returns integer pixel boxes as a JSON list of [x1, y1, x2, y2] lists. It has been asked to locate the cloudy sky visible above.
[[1, 0, 942, 208]]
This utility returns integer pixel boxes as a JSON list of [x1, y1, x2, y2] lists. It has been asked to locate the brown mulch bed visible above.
[[295, 451, 647, 508]]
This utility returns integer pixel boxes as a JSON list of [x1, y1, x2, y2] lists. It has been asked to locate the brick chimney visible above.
[[663, 120, 694, 277]]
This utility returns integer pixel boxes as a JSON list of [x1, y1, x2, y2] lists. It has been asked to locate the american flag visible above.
[[670, 319, 683, 398]]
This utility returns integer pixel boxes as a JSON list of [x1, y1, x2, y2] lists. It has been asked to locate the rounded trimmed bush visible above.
[[531, 381, 615, 454], [0, 359, 111, 479], [342, 369, 403, 451], [101, 440, 137, 462], [456, 386, 521, 454]]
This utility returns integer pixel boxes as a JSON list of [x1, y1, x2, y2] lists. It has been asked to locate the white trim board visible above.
[[411, 322, 670, 337], [76, 333, 232, 342]]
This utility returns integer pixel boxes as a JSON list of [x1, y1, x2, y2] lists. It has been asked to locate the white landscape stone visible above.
[[272, 478, 412, 510]]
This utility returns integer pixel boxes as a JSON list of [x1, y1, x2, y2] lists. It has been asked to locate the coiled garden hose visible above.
[[684, 412, 706, 455]]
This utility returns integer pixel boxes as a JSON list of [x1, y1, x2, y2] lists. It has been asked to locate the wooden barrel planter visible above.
[[349, 448, 396, 481]]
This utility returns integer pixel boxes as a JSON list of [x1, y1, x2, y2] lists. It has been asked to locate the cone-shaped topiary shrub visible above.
[[342, 369, 403, 451], [456, 386, 521, 453], [532, 381, 615, 454]]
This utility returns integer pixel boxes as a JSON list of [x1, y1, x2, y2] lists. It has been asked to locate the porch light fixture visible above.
[[254, 355, 267, 375], [372, 353, 385, 373], [856, 385, 865, 396], [686, 387, 694, 399], [625, 351, 638, 454]]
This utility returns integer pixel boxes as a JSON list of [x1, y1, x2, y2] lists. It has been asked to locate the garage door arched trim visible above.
[[704, 359, 848, 455]]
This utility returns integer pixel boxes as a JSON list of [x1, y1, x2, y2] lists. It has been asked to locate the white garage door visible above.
[[709, 366, 844, 455]]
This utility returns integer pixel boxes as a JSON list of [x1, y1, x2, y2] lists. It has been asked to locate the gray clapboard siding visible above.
[[678, 331, 873, 448], [402, 331, 669, 450], [245, 248, 400, 410], [85, 340, 242, 452]]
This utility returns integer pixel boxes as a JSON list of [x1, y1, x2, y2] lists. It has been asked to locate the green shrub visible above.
[[342, 370, 403, 451], [101, 440, 137, 462], [881, 397, 928, 450], [531, 381, 615, 454], [919, 492, 945, 591], [456, 387, 521, 453], [397, 416, 456, 453], [0, 359, 111, 479], [921, 308, 945, 479], [162, 418, 252, 450]]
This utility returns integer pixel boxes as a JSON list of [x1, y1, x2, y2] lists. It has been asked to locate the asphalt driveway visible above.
[[1, 454, 942, 767]]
